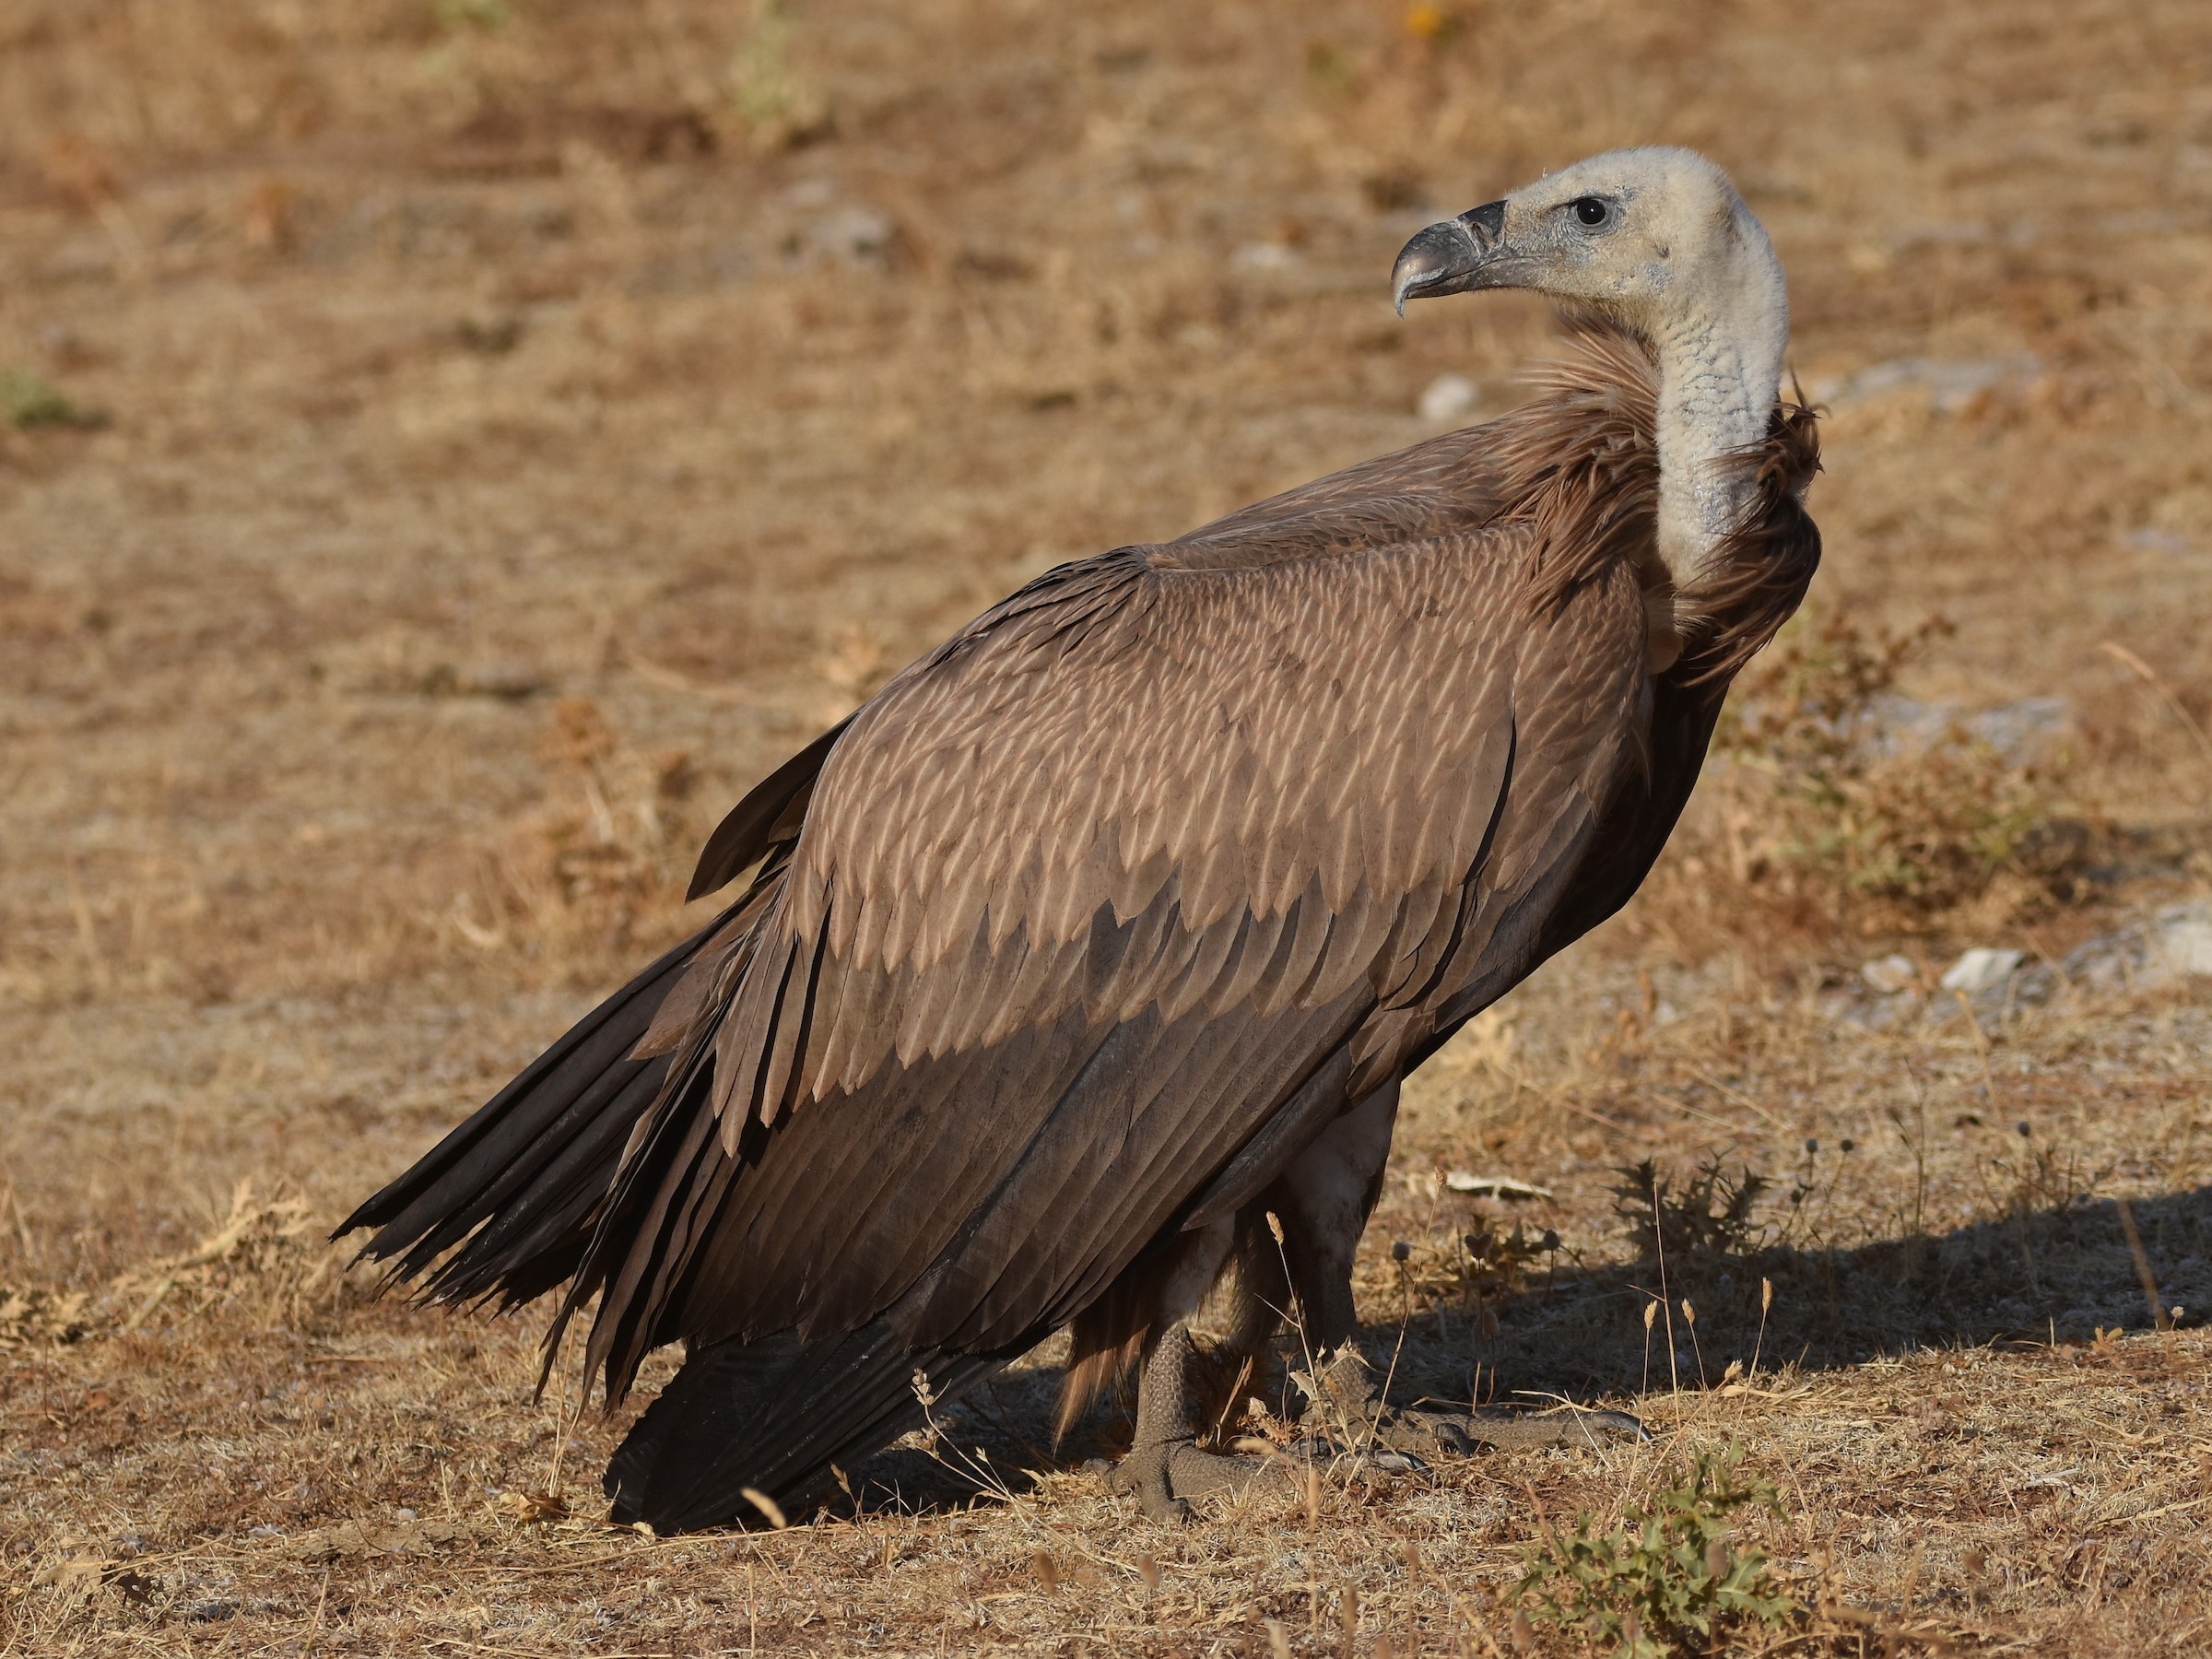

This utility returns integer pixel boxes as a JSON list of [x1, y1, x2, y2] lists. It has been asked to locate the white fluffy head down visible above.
[[1393, 147, 1793, 579]]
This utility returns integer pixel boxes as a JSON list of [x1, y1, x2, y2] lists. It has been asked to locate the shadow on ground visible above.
[[829, 1185, 2212, 1518]]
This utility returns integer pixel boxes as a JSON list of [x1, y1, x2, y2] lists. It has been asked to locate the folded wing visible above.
[[567, 507, 1652, 1404]]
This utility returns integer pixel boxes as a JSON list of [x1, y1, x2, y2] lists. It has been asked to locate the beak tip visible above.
[[1388, 255, 1434, 317], [1389, 218, 1480, 314]]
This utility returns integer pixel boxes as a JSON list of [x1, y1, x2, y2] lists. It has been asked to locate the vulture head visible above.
[[1394, 146, 1792, 579], [1390, 146, 1784, 345]]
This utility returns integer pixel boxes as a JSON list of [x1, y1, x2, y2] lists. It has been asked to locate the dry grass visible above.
[[4, 0, 2211, 1652]]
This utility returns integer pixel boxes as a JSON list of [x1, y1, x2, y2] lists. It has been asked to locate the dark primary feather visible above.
[[686, 720, 848, 902], [337, 925, 710, 1310], [343, 317, 1819, 1530]]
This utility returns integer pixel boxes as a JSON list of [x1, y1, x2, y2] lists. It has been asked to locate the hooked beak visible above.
[[1391, 199, 1510, 316]]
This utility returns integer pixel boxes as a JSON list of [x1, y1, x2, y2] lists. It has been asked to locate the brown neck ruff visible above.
[[1492, 313, 1821, 686]]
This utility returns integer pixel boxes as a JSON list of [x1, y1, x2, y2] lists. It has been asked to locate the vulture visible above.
[[343, 147, 1819, 1529]]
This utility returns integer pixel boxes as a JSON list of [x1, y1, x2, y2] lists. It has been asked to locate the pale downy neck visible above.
[[1646, 241, 1790, 591]]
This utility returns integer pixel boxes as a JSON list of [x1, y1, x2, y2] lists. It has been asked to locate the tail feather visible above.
[[605, 1321, 1010, 1531], [338, 921, 723, 1307]]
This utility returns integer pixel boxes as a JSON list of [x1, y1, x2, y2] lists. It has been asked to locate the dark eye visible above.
[[1571, 197, 1609, 227]]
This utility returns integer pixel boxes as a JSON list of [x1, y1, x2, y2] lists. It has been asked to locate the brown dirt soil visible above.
[[4, 1, 2211, 1653]]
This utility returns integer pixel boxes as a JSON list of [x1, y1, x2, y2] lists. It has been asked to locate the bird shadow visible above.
[[1381, 1182, 2212, 1413], [821, 1183, 2211, 1520]]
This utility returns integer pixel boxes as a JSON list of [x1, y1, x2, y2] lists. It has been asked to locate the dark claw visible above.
[[1107, 1438, 1273, 1523]]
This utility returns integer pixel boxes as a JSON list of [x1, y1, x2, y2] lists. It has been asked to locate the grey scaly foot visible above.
[[1298, 1343, 1647, 1457], [1106, 1436, 1271, 1523], [1294, 1343, 1463, 1462], [1106, 1324, 1282, 1523]]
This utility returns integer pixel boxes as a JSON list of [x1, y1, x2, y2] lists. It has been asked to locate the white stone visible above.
[[1825, 353, 2040, 412], [1232, 241, 1299, 270], [2154, 912, 2212, 978], [1417, 372, 1479, 422], [1860, 954, 1917, 995], [2065, 900, 2212, 990], [806, 206, 899, 266], [1940, 947, 2023, 996]]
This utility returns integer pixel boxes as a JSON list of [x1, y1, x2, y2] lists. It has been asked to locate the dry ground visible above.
[[4, 1, 2211, 1653]]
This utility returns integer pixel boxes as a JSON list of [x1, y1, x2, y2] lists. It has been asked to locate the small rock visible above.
[[1940, 948, 2021, 996], [2154, 911, 2212, 978], [2065, 900, 2212, 990], [455, 312, 524, 355], [2124, 527, 2193, 554], [1860, 954, 1917, 995], [1232, 241, 1300, 270], [806, 206, 900, 268], [1417, 372, 1479, 423], [1826, 353, 2040, 411], [1866, 693, 2070, 763]]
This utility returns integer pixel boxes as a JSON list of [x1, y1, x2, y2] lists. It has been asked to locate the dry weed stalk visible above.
[[2098, 640, 2212, 792]]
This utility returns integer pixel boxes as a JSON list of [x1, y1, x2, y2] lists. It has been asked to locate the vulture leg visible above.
[[1102, 1216, 1282, 1522], [1267, 1077, 1402, 1355], [1267, 1078, 1647, 1454], [1108, 1322, 1273, 1523], [1265, 1077, 1470, 1453], [1105, 1081, 1406, 1522], [1107, 1068, 1643, 1523]]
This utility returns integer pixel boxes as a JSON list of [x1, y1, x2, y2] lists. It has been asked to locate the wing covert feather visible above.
[[767, 533, 1530, 1104]]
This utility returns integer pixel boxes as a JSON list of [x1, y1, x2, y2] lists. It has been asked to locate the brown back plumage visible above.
[[343, 315, 1819, 1530]]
